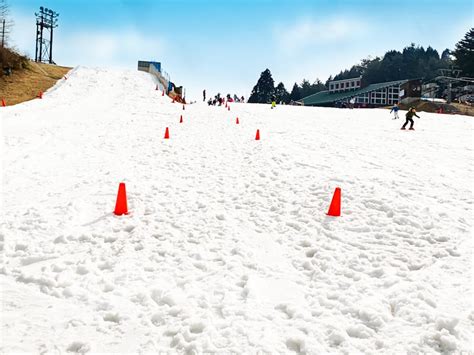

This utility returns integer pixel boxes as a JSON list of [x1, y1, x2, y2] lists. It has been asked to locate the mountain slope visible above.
[[1, 67, 472, 353]]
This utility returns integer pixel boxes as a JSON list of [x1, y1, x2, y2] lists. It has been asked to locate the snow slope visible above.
[[1, 67, 472, 354]]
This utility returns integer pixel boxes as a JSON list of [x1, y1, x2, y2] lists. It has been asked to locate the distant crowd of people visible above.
[[203, 90, 245, 106]]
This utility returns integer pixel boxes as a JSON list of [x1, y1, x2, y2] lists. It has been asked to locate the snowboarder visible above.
[[401, 107, 420, 130], [271, 95, 276, 109], [390, 103, 400, 119]]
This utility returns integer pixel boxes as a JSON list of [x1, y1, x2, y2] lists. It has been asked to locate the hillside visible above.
[[396, 99, 474, 117], [0, 60, 71, 106], [1, 67, 472, 353]]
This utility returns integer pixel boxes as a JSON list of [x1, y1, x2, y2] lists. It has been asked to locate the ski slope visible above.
[[1, 67, 472, 354]]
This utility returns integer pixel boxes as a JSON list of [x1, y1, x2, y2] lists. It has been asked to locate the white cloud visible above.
[[8, 9, 166, 68], [275, 16, 370, 54], [55, 29, 166, 68], [8, 10, 36, 57]]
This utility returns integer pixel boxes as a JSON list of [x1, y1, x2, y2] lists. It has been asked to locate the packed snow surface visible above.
[[1, 67, 472, 354]]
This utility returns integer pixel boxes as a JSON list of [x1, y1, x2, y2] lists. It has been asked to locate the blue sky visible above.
[[8, 0, 473, 100]]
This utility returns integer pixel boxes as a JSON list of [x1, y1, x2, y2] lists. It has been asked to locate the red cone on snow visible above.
[[164, 127, 170, 139], [1, 98, 5, 107], [236, 117, 239, 124], [179, 115, 183, 123], [327, 187, 341, 217], [114, 183, 128, 216], [38, 91, 43, 99], [255, 129, 260, 140], [162, 90, 165, 96]]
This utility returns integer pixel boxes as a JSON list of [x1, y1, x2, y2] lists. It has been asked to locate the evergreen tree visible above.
[[453, 28, 474, 77], [274, 82, 289, 104], [289, 83, 301, 101], [298, 79, 326, 98], [248, 68, 275, 103], [325, 75, 333, 88], [441, 48, 451, 62], [300, 79, 313, 98], [331, 43, 452, 87], [311, 79, 326, 93]]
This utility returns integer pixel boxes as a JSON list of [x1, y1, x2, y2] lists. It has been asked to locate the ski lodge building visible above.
[[300, 76, 422, 107]]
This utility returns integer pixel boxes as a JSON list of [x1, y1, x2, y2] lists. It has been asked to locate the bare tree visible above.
[[0, 0, 13, 48]]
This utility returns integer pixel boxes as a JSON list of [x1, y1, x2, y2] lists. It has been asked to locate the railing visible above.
[[137, 60, 184, 100]]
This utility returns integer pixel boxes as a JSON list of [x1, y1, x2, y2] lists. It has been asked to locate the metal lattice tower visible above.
[[35, 6, 59, 64]]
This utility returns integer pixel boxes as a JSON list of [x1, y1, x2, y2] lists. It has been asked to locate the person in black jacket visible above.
[[401, 107, 420, 130]]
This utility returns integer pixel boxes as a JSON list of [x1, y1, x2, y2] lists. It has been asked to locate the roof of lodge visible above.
[[329, 76, 362, 83], [300, 79, 410, 106]]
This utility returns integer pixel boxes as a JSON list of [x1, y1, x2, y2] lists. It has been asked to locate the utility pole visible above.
[[34, 6, 59, 64]]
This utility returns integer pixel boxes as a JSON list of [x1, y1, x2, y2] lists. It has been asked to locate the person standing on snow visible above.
[[203, 89, 206, 102], [401, 107, 420, 130], [271, 95, 276, 109], [390, 103, 400, 119], [349, 97, 355, 109]]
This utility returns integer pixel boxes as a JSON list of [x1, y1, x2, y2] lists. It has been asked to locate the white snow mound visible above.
[[1, 67, 472, 353]]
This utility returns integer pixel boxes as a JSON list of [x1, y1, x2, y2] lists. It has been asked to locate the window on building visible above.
[[351, 82, 355, 87], [335, 84, 339, 89], [356, 81, 360, 86]]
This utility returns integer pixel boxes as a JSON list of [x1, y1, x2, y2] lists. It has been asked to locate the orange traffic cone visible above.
[[179, 115, 183, 123], [327, 187, 341, 217], [114, 183, 128, 216], [38, 91, 43, 99], [1, 98, 5, 107], [236, 117, 239, 124], [164, 127, 170, 139], [255, 129, 260, 140]]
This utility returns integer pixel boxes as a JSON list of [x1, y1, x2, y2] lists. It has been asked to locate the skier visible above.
[[401, 107, 420, 130], [271, 95, 276, 109], [390, 103, 400, 119], [203, 89, 206, 102]]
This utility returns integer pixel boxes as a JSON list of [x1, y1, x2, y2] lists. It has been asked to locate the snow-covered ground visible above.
[[1, 67, 472, 354]]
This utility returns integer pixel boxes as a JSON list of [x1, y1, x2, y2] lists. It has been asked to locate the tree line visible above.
[[248, 28, 474, 104]]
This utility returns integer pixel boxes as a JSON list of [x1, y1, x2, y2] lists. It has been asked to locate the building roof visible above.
[[329, 76, 362, 84], [301, 79, 410, 106]]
